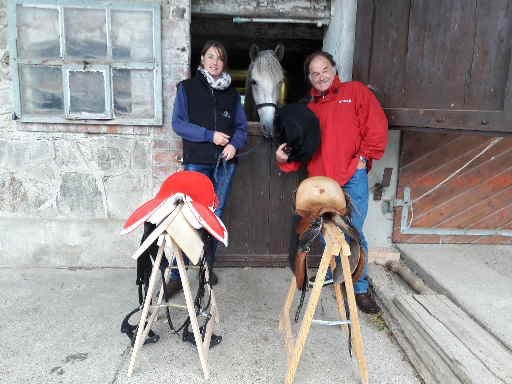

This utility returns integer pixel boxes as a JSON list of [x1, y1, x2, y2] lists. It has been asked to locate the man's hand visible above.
[[222, 144, 237, 161], [356, 158, 367, 169], [276, 143, 289, 163], [213, 131, 230, 146]]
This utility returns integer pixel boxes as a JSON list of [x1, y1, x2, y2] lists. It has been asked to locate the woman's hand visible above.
[[222, 144, 237, 161], [213, 131, 230, 146], [275, 143, 289, 163]]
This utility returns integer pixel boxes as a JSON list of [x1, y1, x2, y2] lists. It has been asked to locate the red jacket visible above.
[[279, 76, 388, 185]]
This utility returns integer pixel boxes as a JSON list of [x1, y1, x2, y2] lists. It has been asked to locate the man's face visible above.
[[308, 56, 336, 92]]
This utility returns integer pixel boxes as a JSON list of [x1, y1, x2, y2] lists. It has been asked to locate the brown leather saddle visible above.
[[288, 176, 366, 289]]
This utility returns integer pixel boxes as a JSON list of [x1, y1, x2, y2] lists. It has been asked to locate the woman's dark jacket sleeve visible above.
[[172, 83, 214, 142]]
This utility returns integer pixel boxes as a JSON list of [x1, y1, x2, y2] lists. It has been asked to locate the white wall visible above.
[[323, 0, 357, 82]]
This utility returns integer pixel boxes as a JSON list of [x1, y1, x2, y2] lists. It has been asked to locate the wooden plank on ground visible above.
[[370, 266, 456, 384], [392, 297, 461, 383], [415, 295, 512, 383], [394, 295, 505, 384]]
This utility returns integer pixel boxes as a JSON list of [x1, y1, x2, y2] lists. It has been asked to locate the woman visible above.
[[168, 40, 248, 296], [275, 51, 388, 314]]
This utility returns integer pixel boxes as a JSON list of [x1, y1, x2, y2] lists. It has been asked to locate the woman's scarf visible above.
[[198, 66, 232, 90]]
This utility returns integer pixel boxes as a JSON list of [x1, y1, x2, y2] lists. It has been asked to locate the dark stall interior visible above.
[[190, 15, 325, 263], [190, 15, 325, 112]]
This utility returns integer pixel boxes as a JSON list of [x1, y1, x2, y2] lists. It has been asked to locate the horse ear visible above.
[[274, 43, 285, 62], [249, 44, 259, 61]]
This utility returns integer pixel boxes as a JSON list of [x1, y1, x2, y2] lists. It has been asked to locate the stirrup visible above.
[[182, 325, 222, 349], [121, 307, 160, 346]]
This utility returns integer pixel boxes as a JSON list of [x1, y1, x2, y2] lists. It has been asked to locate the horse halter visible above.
[[255, 102, 280, 137], [255, 102, 279, 111]]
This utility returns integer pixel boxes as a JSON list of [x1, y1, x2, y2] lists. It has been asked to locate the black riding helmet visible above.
[[275, 103, 321, 164]]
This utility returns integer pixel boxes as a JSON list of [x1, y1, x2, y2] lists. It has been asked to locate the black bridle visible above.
[[255, 102, 279, 111]]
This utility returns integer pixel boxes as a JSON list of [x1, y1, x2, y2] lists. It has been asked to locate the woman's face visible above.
[[308, 56, 336, 92], [201, 47, 225, 78]]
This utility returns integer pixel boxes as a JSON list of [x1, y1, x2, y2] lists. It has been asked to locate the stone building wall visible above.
[[0, 0, 190, 267]]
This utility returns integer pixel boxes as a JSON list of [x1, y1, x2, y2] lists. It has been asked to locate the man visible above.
[[275, 51, 388, 314]]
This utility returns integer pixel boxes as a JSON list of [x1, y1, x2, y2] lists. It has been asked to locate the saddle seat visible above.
[[295, 176, 348, 216]]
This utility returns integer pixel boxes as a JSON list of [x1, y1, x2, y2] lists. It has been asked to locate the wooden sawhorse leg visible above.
[[127, 234, 219, 380], [338, 232, 368, 384], [279, 222, 369, 384], [170, 236, 218, 380], [128, 234, 166, 377]]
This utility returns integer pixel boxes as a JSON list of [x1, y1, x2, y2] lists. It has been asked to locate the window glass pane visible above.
[[64, 8, 107, 58], [111, 10, 153, 61], [17, 6, 60, 59], [69, 70, 106, 114], [20, 65, 63, 115], [113, 69, 154, 118]]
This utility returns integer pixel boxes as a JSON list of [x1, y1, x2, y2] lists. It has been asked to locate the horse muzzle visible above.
[[255, 102, 278, 138]]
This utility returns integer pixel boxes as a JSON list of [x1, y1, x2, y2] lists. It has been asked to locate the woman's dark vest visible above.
[[181, 72, 238, 164]]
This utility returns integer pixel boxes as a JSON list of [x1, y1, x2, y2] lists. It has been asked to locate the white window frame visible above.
[[8, 0, 162, 126], [63, 64, 112, 120]]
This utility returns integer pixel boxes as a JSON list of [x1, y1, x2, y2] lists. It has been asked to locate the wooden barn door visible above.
[[353, 0, 512, 134], [353, 0, 512, 244], [393, 132, 512, 244], [216, 125, 303, 266]]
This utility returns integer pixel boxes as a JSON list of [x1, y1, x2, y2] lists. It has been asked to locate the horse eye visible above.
[[250, 79, 257, 86]]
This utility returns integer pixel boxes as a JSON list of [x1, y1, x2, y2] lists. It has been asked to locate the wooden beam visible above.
[[191, 17, 325, 41], [191, 0, 330, 19], [386, 108, 512, 134], [504, 50, 512, 121]]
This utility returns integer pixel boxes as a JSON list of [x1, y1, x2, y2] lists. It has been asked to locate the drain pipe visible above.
[[233, 16, 329, 27], [323, 0, 357, 81]]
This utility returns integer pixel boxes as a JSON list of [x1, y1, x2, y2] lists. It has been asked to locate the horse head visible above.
[[246, 43, 285, 138]]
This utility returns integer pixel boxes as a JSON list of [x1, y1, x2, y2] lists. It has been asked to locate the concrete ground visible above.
[[0, 267, 420, 384], [397, 244, 512, 351]]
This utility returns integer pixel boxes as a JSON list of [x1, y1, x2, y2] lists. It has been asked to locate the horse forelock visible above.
[[250, 50, 284, 83]]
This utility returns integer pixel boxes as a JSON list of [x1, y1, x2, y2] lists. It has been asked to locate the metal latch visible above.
[[373, 167, 393, 201], [393, 187, 512, 237]]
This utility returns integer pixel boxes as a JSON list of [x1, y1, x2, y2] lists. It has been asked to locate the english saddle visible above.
[[289, 176, 366, 290]]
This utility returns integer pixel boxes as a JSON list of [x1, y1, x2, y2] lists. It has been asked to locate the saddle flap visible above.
[[331, 214, 367, 285], [166, 205, 204, 265], [288, 214, 323, 289], [182, 197, 228, 246], [294, 251, 308, 289]]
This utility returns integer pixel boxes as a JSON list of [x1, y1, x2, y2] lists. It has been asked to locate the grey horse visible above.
[[245, 43, 285, 138]]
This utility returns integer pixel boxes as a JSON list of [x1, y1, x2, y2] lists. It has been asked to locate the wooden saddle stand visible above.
[[279, 176, 369, 384], [120, 171, 229, 380], [127, 204, 220, 379]]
